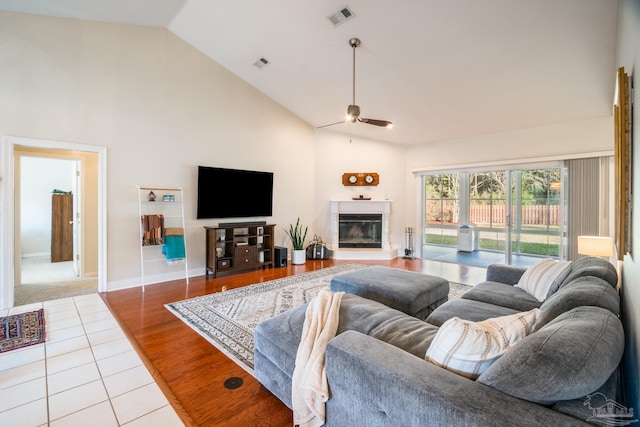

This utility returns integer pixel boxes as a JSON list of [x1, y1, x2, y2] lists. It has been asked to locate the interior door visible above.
[[72, 162, 80, 276], [51, 193, 73, 262]]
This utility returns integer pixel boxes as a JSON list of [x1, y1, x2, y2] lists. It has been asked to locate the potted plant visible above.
[[285, 217, 308, 265]]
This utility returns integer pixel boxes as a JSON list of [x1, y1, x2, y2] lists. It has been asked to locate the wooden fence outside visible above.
[[469, 205, 559, 225]]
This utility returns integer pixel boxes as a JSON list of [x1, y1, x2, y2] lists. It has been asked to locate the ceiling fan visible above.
[[318, 38, 393, 129]]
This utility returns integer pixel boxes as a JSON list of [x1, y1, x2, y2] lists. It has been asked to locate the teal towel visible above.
[[163, 235, 185, 260]]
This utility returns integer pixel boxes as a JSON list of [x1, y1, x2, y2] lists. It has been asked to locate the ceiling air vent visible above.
[[328, 7, 354, 26], [253, 57, 269, 70]]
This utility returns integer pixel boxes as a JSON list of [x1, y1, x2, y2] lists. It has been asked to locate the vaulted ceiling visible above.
[[0, 0, 619, 145]]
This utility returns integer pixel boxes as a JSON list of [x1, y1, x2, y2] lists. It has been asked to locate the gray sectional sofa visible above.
[[254, 257, 624, 426]]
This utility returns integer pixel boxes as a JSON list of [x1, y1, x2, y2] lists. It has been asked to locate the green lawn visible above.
[[425, 234, 559, 256]]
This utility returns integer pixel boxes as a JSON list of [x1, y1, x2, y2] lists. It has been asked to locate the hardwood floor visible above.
[[101, 258, 486, 426]]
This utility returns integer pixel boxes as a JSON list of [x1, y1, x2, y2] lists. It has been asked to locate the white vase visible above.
[[292, 249, 306, 265]]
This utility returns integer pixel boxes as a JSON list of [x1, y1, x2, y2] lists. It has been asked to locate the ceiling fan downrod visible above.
[[349, 37, 360, 110]]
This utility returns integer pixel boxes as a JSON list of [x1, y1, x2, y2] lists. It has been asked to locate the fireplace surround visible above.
[[330, 200, 397, 259]]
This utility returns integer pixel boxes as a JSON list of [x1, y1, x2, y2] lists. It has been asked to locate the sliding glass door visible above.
[[508, 168, 565, 264], [422, 164, 566, 265], [468, 170, 508, 254]]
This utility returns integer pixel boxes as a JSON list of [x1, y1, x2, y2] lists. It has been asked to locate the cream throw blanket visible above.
[[292, 290, 344, 427]]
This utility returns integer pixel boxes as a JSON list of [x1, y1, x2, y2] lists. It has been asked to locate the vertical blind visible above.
[[566, 157, 600, 260]]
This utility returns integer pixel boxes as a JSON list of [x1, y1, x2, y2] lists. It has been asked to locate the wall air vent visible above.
[[253, 57, 270, 70], [328, 6, 354, 26]]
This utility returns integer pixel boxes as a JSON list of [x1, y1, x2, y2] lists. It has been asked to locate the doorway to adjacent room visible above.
[[1, 136, 107, 309]]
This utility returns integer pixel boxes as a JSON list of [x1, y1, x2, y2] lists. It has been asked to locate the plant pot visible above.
[[292, 249, 306, 265]]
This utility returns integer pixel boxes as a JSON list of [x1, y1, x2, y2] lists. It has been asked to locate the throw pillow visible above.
[[515, 258, 572, 302], [424, 308, 540, 380]]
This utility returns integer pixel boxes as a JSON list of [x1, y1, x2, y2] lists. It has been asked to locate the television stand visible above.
[[205, 224, 276, 277], [218, 220, 268, 227]]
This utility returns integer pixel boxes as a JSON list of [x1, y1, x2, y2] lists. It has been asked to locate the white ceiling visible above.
[[0, 0, 619, 146]]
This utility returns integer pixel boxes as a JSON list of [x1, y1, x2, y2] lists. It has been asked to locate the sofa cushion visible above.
[[254, 293, 439, 410], [534, 276, 620, 331], [336, 294, 440, 357], [561, 256, 618, 289], [254, 294, 440, 383], [426, 298, 521, 327], [515, 258, 572, 301], [461, 281, 542, 312], [425, 309, 539, 380], [477, 306, 624, 404], [485, 264, 527, 285]]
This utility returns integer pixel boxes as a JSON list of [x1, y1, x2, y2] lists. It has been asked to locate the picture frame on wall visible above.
[[614, 67, 633, 260]]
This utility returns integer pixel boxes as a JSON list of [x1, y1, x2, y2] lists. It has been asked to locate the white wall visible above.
[[313, 130, 407, 251], [406, 116, 613, 171], [0, 11, 315, 291], [616, 0, 640, 412], [20, 157, 75, 257]]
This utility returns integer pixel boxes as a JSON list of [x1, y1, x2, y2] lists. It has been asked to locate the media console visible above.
[[204, 224, 276, 277]]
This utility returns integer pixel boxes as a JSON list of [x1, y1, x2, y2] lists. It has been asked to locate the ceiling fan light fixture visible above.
[[347, 104, 360, 122]]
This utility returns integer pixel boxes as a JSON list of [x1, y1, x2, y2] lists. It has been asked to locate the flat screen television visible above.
[[197, 166, 274, 219]]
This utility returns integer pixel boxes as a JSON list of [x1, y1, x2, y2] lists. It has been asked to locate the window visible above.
[[424, 174, 460, 245], [422, 165, 565, 264]]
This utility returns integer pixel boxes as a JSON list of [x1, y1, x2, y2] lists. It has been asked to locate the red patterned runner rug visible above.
[[0, 309, 46, 353]]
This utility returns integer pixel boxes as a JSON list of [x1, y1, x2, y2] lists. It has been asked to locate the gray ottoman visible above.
[[330, 266, 449, 319]]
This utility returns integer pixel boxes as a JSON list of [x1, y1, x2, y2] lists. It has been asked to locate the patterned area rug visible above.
[[0, 309, 46, 353], [166, 265, 471, 375]]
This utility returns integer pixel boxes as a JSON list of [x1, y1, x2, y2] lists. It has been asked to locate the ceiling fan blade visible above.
[[359, 117, 393, 128], [316, 120, 347, 129]]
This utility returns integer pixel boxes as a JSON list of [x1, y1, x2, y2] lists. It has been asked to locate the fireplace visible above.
[[339, 214, 382, 248], [330, 200, 397, 259]]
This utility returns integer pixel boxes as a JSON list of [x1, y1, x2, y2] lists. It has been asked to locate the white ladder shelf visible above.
[[137, 186, 189, 292]]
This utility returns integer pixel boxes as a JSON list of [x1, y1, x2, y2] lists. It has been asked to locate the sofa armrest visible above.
[[325, 331, 589, 427], [485, 263, 527, 284]]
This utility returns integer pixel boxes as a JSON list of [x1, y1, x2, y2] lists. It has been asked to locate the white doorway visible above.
[[15, 155, 98, 305], [1, 136, 107, 309]]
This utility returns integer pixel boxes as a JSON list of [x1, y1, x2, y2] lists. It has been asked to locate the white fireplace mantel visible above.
[[329, 200, 398, 260]]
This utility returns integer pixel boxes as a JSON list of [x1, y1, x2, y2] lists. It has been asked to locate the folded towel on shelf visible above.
[[163, 233, 186, 261], [165, 227, 184, 237]]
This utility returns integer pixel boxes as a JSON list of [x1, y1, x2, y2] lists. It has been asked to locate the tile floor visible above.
[[422, 245, 543, 268], [0, 293, 184, 426]]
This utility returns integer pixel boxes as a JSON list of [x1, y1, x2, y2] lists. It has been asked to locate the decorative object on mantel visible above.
[[147, 191, 157, 202], [285, 217, 308, 265], [342, 172, 379, 186], [352, 195, 372, 200]]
